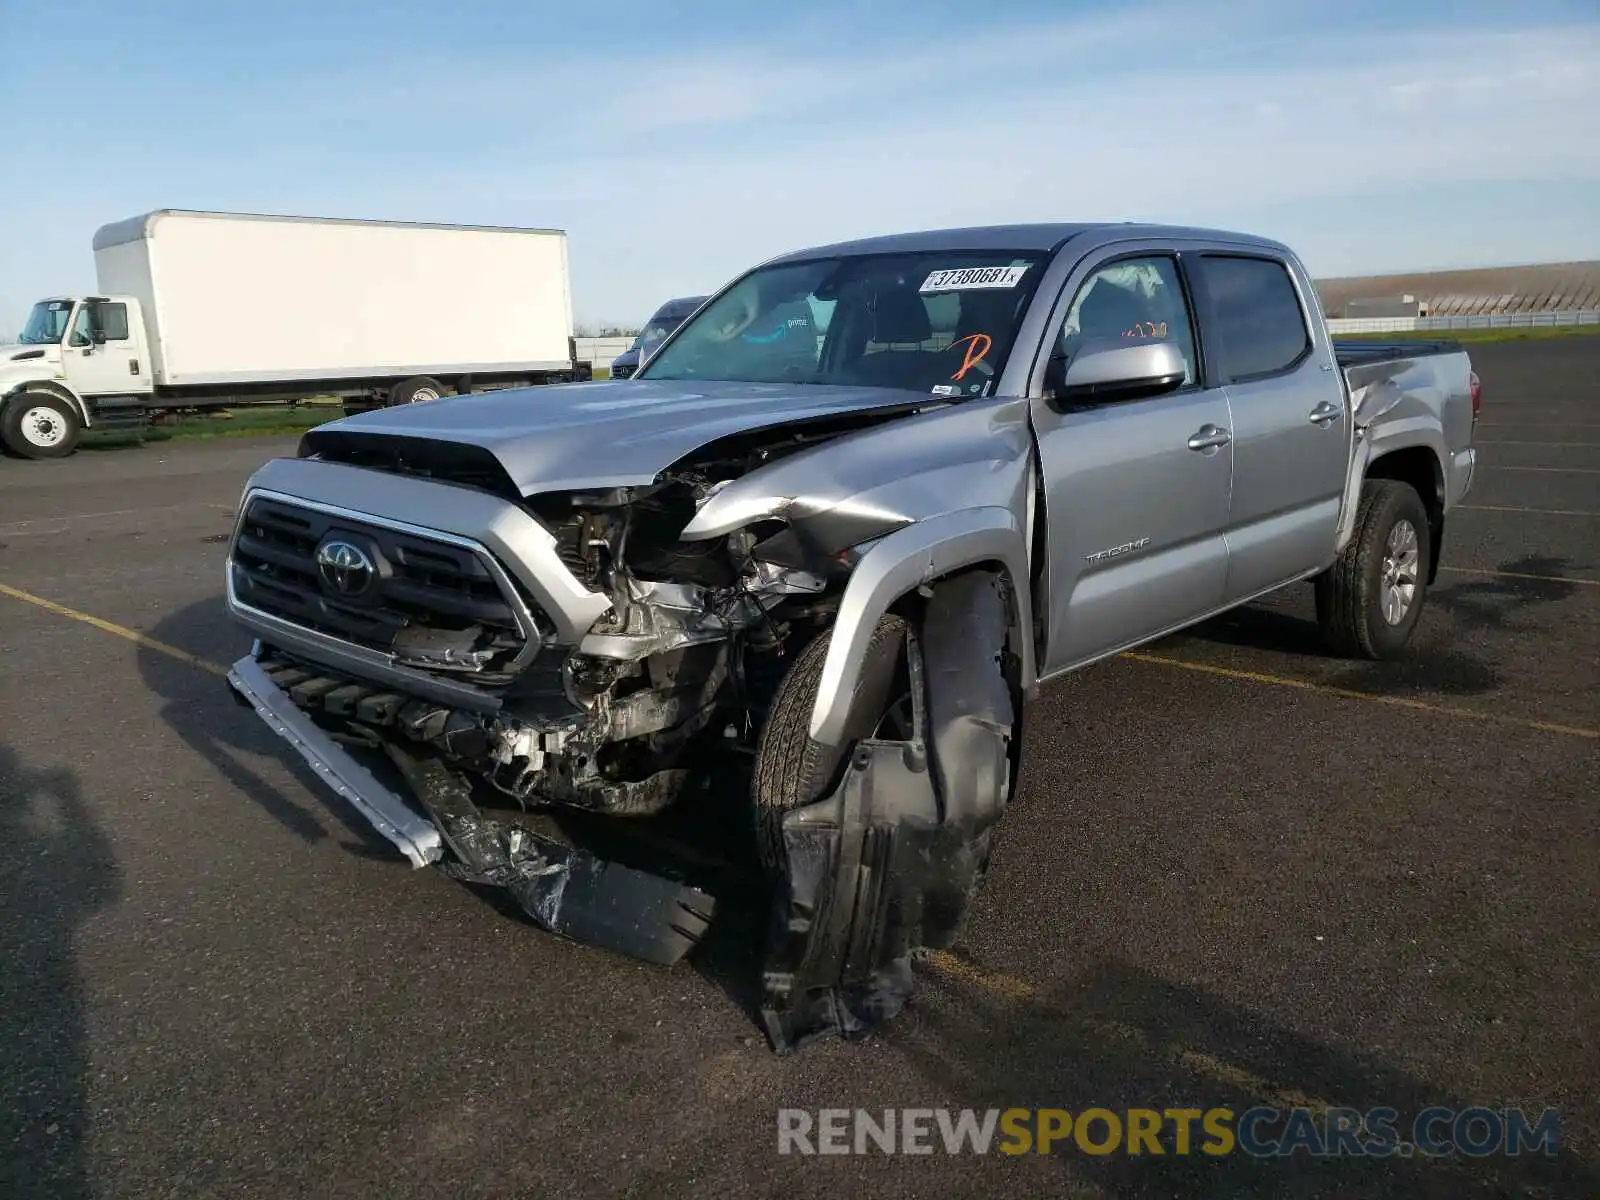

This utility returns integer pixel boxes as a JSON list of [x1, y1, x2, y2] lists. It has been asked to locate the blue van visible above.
[[610, 295, 709, 379]]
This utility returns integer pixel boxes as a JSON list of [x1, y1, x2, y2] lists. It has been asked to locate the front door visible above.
[[1031, 253, 1235, 674], [64, 300, 148, 396]]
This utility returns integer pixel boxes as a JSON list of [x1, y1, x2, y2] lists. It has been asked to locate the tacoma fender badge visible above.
[[1085, 537, 1151, 563]]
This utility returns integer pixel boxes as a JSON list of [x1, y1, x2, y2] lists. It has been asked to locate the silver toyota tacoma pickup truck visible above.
[[223, 223, 1480, 1050]]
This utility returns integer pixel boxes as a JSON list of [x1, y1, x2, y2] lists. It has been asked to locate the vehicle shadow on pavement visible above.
[[1185, 597, 1504, 698], [135, 600, 396, 861], [0, 745, 120, 1200], [1180, 553, 1585, 701], [896, 956, 1597, 1196], [1428, 555, 1583, 632]]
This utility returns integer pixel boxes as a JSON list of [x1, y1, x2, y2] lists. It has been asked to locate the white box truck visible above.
[[1, 210, 592, 458]]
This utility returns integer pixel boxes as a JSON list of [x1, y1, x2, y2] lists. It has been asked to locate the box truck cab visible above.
[[3, 295, 156, 454], [1, 210, 592, 459]]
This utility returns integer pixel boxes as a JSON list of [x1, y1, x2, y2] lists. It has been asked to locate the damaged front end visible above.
[[224, 412, 1026, 1050]]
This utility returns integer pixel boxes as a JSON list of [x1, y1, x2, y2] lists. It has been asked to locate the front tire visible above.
[[751, 616, 909, 875], [2, 392, 82, 459], [1315, 479, 1431, 659]]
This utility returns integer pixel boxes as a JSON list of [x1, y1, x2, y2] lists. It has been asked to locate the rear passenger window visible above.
[[1199, 255, 1310, 380]]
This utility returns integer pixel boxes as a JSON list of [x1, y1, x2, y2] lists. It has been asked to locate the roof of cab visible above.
[[650, 295, 710, 319], [759, 222, 1292, 264]]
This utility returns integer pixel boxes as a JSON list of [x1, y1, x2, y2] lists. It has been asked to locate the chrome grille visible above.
[[229, 495, 538, 679]]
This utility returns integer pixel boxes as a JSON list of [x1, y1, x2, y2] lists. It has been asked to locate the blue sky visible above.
[[3, 0, 1598, 333]]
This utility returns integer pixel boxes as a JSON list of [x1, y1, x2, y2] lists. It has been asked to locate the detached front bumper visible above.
[[228, 653, 444, 866], [226, 648, 716, 967]]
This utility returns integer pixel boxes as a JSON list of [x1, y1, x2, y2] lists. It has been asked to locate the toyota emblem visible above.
[[316, 539, 375, 596]]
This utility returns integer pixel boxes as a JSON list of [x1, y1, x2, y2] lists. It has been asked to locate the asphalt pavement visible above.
[[1, 338, 1596, 1198]]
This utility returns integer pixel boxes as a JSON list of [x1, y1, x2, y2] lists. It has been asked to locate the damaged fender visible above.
[[760, 570, 1018, 1051], [808, 507, 1035, 751]]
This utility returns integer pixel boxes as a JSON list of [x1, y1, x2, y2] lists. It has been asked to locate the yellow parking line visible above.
[[1478, 465, 1600, 474], [1458, 504, 1598, 517], [1439, 566, 1599, 587], [0, 582, 228, 678], [924, 950, 1036, 1000], [1476, 440, 1600, 447], [1119, 651, 1598, 740], [922, 952, 1333, 1110]]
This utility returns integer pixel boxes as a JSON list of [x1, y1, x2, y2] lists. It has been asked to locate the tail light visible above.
[[1469, 371, 1482, 423]]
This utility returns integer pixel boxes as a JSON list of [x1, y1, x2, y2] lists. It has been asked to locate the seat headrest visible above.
[[1078, 280, 1148, 342], [867, 288, 933, 344], [956, 289, 1022, 338]]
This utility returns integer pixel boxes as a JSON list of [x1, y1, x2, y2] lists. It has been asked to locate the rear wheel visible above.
[[387, 376, 445, 406], [2, 392, 81, 459], [1315, 479, 1431, 659]]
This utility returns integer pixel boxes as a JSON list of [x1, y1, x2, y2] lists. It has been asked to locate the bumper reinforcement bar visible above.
[[228, 653, 445, 867], [227, 652, 716, 967]]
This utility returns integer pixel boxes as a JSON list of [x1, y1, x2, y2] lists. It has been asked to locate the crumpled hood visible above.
[[310, 379, 934, 495]]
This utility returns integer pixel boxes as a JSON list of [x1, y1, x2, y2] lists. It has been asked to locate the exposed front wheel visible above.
[[1, 393, 82, 459], [1315, 479, 1431, 659], [751, 615, 910, 876]]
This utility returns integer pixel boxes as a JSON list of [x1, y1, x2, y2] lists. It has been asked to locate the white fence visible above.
[[1326, 310, 1600, 335], [573, 336, 634, 366]]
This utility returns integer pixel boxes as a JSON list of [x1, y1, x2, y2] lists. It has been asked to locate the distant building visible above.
[[1338, 295, 1422, 319], [1315, 261, 1600, 317]]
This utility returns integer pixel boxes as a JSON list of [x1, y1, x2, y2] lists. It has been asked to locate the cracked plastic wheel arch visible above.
[[751, 570, 1019, 1051]]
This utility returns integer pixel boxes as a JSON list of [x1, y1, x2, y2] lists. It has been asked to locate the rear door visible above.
[[1191, 253, 1351, 600], [1030, 247, 1235, 674]]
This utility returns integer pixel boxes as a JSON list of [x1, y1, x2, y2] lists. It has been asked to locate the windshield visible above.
[[637, 251, 1045, 396], [19, 300, 75, 345]]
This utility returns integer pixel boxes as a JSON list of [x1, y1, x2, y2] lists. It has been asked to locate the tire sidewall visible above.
[[387, 376, 444, 407], [1361, 484, 1430, 655], [2, 393, 82, 459], [750, 618, 908, 874]]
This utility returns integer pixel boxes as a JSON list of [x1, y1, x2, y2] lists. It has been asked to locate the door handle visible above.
[[1187, 424, 1231, 451], [1309, 401, 1342, 426]]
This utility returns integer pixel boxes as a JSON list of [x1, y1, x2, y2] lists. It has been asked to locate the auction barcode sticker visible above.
[[920, 265, 1028, 293]]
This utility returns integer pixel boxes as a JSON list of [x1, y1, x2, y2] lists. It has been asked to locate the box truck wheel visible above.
[[387, 376, 444, 406], [2, 392, 82, 459]]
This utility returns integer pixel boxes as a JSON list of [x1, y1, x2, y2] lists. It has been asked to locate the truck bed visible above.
[[1333, 339, 1464, 367]]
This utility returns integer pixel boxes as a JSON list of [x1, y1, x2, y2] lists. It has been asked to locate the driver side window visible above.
[[69, 306, 94, 348], [1059, 256, 1198, 386]]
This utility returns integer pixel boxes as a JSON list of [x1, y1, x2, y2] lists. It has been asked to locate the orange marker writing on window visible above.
[[951, 333, 992, 381]]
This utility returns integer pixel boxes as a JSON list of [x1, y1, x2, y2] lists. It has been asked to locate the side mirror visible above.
[[1047, 342, 1188, 407], [92, 329, 108, 345]]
